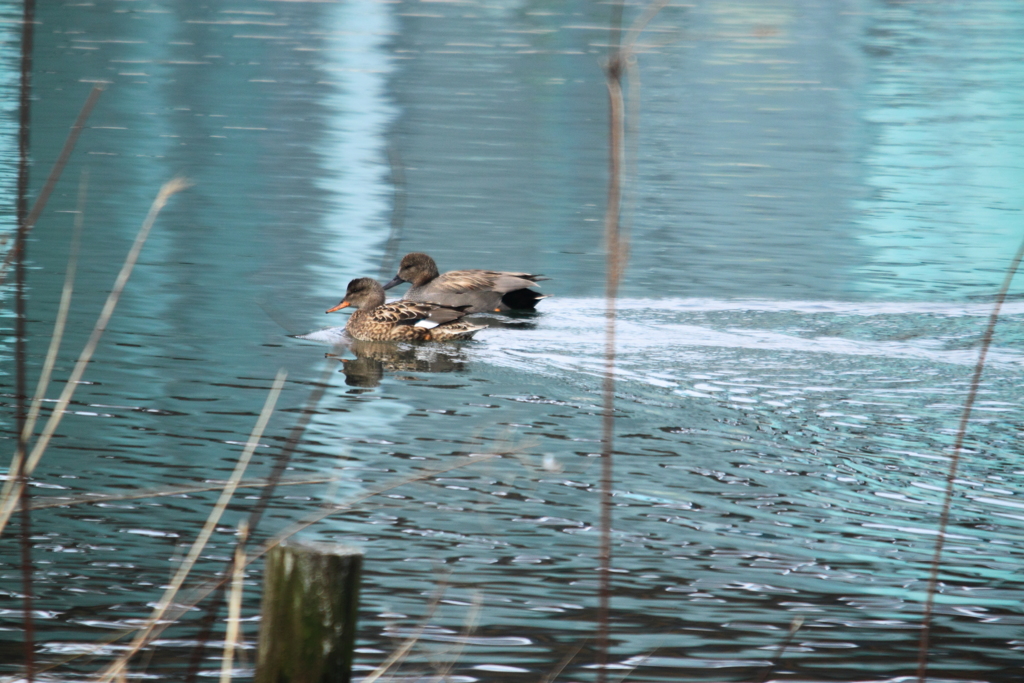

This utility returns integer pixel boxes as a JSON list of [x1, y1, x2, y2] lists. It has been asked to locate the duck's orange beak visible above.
[[326, 300, 350, 313]]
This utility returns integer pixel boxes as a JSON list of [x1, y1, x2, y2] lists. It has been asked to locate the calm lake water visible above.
[[2, 0, 1023, 681]]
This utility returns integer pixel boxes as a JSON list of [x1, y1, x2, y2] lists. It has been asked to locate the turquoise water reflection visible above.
[[311, 0, 396, 295], [0, 3, 18, 240], [856, 0, 1024, 297], [300, 299, 1024, 681], [1, 0, 1023, 681]]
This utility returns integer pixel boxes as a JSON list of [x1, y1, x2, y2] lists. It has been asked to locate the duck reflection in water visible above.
[[293, 327, 470, 387], [333, 339, 471, 387]]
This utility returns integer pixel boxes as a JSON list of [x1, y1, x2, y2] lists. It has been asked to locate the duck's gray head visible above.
[[383, 252, 439, 289]]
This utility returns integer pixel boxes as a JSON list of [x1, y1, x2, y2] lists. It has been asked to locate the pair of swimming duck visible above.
[[327, 252, 547, 342]]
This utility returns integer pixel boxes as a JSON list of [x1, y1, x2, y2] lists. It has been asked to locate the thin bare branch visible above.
[[598, 13, 626, 683], [621, 0, 670, 56], [756, 616, 803, 683], [14, 6, 38, 675], [611, 650, 655, 683], [541, 641, 588, 683], [25, 475, 343, 512], [597, 5, 669, 679], [0, 85, 104, 286], [916, 235, 1024, 682], [97, 369, 286, 682], [12, 170, 88, 681], [219, 521, 249, 683], [1, 172, 86, 516], [363, 577, 450, 683], [596, 70, 622, 683], [186, 360, 334, 683], [0, 177, 190, 539], [431, 591, 482, 681]]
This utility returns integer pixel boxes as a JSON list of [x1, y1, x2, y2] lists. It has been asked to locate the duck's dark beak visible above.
[[382, 275, 405, 291], [326, 300, 351, 313]]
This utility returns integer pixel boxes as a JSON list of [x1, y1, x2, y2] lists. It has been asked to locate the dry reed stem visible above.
[[611, 651, 655, 683], [219, 521, 249, 683], [0, 86, 104, 286], [12, 0, 34, 263], [243, 362, 335, 537], [915, 236, 1024, 682], [598, 2, 668, 678], [597, 18, 625, 683], [15, 173, 89, 682], [97, 369, 286, 683], [755, 616, 803, 683], [622, 0, 670, 51], [430, 591, 482, 681], [540, 641, 588, 683], [618, 0, 669, 246], [24, 173, 86, 448], [185, 361, 335, 683], [363, 577, 450, 683], [0, 173, 86, 527], [0, 177, 190, 539], [25, 475, 344, 512], [621, 53, 640, 248]]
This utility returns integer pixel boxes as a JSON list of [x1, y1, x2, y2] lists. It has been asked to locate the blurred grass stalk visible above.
[[26, 474, 346, 512], [3, 174, 182, 682], [915, 235, 1024, 682], [360, 578, 450, 683], [0, 177, 189, 538], [597, 2, 667, 680], [0, 85, 104, 286], [14, 4, 37, 676], [219, 520, 250, 683], [12, 171, 88, 682], [98, 370, 287, 683], [3, 172, 86, 537], [185, 361, 336, 683]]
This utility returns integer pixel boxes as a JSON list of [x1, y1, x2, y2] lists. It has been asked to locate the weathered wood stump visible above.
[[255, 541, 363, 683]]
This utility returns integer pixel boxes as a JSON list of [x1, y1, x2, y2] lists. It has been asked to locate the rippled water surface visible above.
[[1, 0, 1023, 681]]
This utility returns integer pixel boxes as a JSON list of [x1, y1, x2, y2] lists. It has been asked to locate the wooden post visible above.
[[255, 541, 363, 683]]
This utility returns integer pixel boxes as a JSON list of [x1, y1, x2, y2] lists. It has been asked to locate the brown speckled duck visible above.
[[382, 252, 548, 313], [327, 278, 485, 342]]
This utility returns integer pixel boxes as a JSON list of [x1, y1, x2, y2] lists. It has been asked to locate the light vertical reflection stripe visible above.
[[303, 0, 411, 481], [311, 0, 397, 294]]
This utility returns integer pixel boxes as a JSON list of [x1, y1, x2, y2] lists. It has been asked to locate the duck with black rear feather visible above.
[[382, 252, 549, 313], [327, 277, 485, 342]]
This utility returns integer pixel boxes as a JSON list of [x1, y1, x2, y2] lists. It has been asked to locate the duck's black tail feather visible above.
[[501, 288, 549, 310]]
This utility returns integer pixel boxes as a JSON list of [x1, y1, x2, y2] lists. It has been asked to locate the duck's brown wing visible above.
[[367, 301, 437, 326], [435, 269, 546, 294], [369, 300, 470, 326], [424, 304, 472, 325]]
